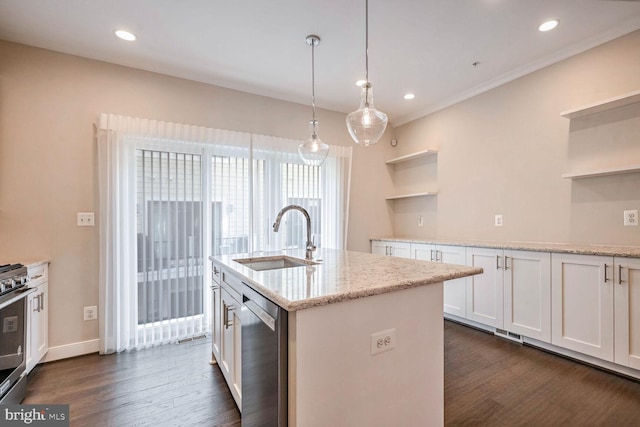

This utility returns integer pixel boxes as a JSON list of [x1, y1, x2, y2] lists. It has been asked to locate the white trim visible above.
[[41, 339, 100, 362], [393, 16, 640, 127]]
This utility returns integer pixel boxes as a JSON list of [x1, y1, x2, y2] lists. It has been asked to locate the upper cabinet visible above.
[[385, 149, 438, 200]]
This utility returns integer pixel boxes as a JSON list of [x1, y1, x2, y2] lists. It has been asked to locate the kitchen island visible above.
[[211, 248, 481, 426]]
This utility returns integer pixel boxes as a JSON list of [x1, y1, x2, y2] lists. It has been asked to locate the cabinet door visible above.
[[389, 242, 411, 259], [504, 250, 551, 342], [26, 283, 48, 374], [466, 247, 504, 328], [221, 288, 242, 406], [371, 241, 388, 256], [438, 245, 467, 318], [551, 254, 614, 361], [211, 282, 222, 362], [411, 243, 436, 261], [614, 257, 640, 369]]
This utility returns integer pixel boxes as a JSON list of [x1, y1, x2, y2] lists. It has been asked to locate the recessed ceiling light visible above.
[[403, 93, 415, 100], [538, 20, 559, 32], [355, 80, 367, 87], [115, 30, 136, 41]]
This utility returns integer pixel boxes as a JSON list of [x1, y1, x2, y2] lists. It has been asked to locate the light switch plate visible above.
[[624, 210, 638, 226], [77, 212, 95, 227], [495, 214, 503, 227]]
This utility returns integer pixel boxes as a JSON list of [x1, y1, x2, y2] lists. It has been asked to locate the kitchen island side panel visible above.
[[288, 283, 444, 427]]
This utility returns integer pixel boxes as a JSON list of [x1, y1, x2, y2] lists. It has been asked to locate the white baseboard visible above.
[[42, 339, 99, 363]]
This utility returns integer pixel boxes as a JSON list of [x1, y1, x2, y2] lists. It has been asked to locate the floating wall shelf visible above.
[[385, 149, 438, 165], [562, 165, 640, 179], [561, 89, 640, 119], [385, 191, 438, 200]]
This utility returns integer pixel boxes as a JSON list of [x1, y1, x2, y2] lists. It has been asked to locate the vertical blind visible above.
[[98, 114, 351, 353], [136, 150, 205, 344]]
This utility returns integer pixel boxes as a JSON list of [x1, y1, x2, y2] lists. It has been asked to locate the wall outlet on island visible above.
[[84, 305, 98, 321], [495, 214, 503, 227], [371, 328, 396, 356]]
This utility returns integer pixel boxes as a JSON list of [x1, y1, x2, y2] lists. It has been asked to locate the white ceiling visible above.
[[1, 0, 640, 126]]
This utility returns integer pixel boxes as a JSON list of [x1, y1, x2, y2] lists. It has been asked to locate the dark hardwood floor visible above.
[[23, 337, 241, 427], [24, 321, 640, 426], [444, 321, 640, 426]]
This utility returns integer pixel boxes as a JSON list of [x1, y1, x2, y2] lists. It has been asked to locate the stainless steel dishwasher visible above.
[[241, 283, 288, 427]]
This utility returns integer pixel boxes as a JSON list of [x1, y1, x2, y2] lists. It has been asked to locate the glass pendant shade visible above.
[[346, 83, 388, 146], [298, 120, 329, 166]]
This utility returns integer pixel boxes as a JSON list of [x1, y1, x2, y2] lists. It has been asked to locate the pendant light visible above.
[[298, 35, 330, 166], [346, 0, 388, 146]]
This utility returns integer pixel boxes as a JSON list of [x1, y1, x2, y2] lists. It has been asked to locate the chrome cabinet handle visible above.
[[213, 267, 219, 275], [39, 293, 44, 311], [430, 249, 435, 261], [504, 256, 509, 270], [496, 255, 501, 270], [604, 264, 610, 282], [223, 302, 235, 329], [437, 250, 442, 262], [210, 284, 220, 291]]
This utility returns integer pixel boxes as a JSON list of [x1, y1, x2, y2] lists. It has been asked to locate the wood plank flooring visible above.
[[444, 320, 640, 426], [24, 321, 640, 426], [23, 337, 240, 427]]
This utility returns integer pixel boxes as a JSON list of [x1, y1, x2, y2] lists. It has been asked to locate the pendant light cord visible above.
[[365, 0, 369, 84], [311, 39, 316, 123]]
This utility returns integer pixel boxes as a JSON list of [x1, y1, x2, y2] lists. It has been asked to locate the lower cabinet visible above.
[[503, 250, 551, 342], [551, 253, 614, 362], [614, 257, 640, 370], [26, 265, 49, 375], [211, 261, 242, 409], [211, 270, 222, 363], [412, 243, 467, 318], [466, 247, 504, 328], [465, 247, 551, 341], [371, 240, 411, 258]]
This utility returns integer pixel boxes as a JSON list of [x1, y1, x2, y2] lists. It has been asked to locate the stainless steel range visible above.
[[0, 263, 30, 403]]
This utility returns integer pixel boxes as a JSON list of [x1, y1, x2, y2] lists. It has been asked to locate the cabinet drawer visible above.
[[221, 269, 242, 302], [28, 263, 48, 287]]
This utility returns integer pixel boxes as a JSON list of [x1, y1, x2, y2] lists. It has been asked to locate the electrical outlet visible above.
[[495, 214, 503, 227], [418, 215, 424, 227], [624, 210, 638, 226], [77, 212, 95, 227], [84, 305, 98, 321], [370, 328, 396, 355]]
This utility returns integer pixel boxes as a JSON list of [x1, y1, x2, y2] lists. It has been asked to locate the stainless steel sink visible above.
[[233, 255, 318, 271]]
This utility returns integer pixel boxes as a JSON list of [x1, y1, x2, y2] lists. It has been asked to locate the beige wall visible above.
[[392, 30, 640, 246], [0, 40, 394, 350]]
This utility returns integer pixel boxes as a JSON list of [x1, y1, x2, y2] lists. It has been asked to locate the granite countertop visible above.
[[211, 248, 481, 311], [371, 237, 640, 258]]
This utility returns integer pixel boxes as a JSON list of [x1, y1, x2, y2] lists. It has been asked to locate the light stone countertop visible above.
[[211, 248, 482, 311], [371, 237, 640, 258]]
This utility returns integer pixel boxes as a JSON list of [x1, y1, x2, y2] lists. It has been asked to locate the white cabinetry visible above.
[[503, 250, 551, 342], [211, 261, 242, 409], [466, 248, 551, 341], [466, 247, 504, 328], [210, 265, 222, 363], [371, 240, 411, 259], [614, 257, 640, 370], [412, 243, 467, 317], [26, 263, 49, 374], [551, 253, 614, 362]]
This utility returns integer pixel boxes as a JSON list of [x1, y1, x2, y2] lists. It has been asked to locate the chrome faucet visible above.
[[273, 205, 316, 260]]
